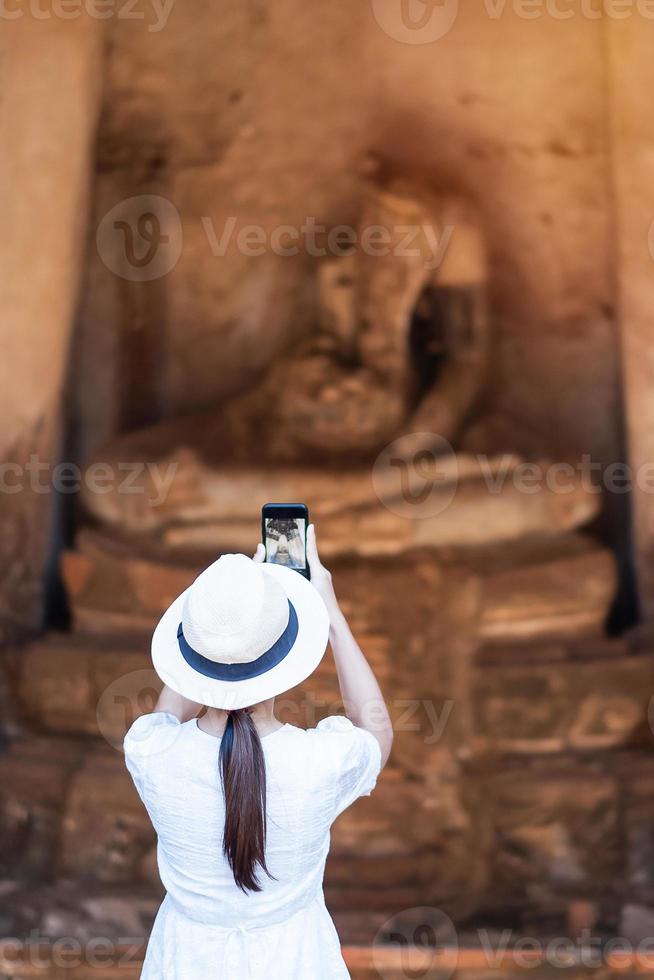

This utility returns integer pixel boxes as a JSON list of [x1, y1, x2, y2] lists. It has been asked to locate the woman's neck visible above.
[[199, 698, 282, 738]]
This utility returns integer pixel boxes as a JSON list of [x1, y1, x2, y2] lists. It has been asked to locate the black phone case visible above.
[[261, 504, 310, 580]]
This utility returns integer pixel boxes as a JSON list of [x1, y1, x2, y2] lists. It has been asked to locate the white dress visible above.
[[123, 712, 382, 979]]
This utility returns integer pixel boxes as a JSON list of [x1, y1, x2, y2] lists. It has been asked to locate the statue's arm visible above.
[[406, 286, 490, 446]]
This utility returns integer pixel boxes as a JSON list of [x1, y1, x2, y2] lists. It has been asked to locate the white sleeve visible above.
[[309, 715, 382, 818], [123, 711, 181, 798]]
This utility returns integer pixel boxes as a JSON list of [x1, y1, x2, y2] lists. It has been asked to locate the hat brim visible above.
[[151, 562, 330, 710]]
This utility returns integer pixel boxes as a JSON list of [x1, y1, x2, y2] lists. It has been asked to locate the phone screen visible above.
[[262, 504, 309, 577]]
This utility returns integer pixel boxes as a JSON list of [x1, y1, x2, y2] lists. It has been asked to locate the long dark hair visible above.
[[218, 708, 271, 892]]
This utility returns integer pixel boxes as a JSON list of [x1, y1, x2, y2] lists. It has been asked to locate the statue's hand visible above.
[[273, 355, 405, 457]]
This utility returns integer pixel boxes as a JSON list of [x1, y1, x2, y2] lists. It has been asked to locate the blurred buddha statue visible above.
[[82, 183, 598, 556], [247, 182, 492, 462]]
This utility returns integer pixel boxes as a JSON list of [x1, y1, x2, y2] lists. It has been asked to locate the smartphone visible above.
[[262, 503, 309, 579]]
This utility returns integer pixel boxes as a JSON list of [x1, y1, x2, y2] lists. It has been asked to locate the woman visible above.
[[124, 524, 393, 979]]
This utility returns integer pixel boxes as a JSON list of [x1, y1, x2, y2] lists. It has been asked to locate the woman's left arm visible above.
[[153, 685, 203, 722]]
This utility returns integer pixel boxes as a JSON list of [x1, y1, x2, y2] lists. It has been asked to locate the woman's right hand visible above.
[[306, 524, 339, 615], [307, 526, 393, 765]]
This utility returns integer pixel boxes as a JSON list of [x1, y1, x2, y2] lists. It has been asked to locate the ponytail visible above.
[[218, 709, 271, 892]]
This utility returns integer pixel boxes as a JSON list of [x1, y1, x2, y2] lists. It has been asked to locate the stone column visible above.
[[605, 15, 654, 617], [0, 14, 103, 638]]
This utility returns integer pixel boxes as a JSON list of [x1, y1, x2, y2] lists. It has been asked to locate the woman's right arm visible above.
[[306, 524, 394, 767]]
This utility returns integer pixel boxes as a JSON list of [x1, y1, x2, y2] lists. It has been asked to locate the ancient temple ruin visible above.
[[4, 2, 654, 978]]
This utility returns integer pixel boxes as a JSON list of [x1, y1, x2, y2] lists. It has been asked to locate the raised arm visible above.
[[306, 524, 393, 766], [153, 685, 203, 722]]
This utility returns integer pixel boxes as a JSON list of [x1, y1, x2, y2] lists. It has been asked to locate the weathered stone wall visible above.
[[0, 15, 102, 638], [607, 17, 654, 615]]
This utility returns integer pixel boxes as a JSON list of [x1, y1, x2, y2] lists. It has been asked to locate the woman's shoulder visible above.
[[123, 710, 184, 763], [279, 715, 357, 742], [281, 715, 380, 766], [278, 716, 382, 811]]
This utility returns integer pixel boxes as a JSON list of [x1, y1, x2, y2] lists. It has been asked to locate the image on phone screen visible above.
[[264, 517, 307, 571]]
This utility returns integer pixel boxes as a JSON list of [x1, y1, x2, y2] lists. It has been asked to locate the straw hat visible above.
[[151, 554, 329, 709]]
